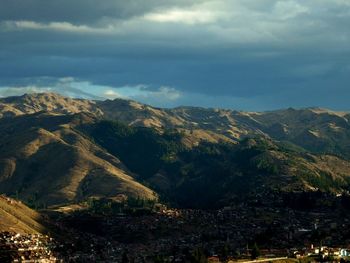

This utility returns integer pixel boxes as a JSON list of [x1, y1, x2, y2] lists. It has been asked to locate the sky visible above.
[[0, 0, 349, 111]]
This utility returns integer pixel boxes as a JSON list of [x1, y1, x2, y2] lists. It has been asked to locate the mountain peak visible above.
[[0, 92, 103, 118], [306, 107, 349, 117]]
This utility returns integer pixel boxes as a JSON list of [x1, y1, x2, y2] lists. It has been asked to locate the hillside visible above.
[[0, 93, 349, 208], [0, 112, 157, 207], [0, 195, 46, 233], [81, 120, 350, 208], [0, 92, 103, 118], [1, 93, 349, 157]]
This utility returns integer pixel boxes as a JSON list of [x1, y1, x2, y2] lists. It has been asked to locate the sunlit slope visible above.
[[0, 112, 157, 206], [0, 195, 45, 233], [1, 93, 349, 156], [0, 92, 102, 118]]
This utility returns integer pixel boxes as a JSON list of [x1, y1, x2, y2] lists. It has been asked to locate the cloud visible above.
[[273, 1, 309, 20], [0, 0, 202, 25], [103, 89, 124, 99], [0, 79, 182, 108], [0, 78, 103, 99], [102, 85, 182, 106], [1, 20, 113, 34], [0, 86, 47, 98], [131, 86, 182, 102], [1, 77, 350, 111], [0, 1, 350, 110], [144, 8, 220, 25]]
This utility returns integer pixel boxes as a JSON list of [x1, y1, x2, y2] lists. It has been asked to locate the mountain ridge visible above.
[[1, 92, 348, 118], [2, 92, 348, 157], [0, 92, 350, 209]]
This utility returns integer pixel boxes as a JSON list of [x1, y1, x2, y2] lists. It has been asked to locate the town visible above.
[[3, 191, 350, 262]]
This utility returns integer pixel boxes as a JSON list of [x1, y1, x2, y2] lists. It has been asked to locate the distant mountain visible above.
[[0, 92, 103, 117], [1, 93, 349, 156], [0, 93, 349, 208]]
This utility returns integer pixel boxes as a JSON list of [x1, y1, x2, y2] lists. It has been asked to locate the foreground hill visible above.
[[0, 112, 156, 207]]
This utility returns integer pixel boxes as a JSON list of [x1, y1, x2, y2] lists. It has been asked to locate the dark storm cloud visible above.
[[0, 0, 201, 24], [0, 0, 350, 110]]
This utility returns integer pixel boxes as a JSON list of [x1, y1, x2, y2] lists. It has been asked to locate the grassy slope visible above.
[[0, 113, 157, 207], [1, 93, 350, 157], [0, 195, 46, 233]]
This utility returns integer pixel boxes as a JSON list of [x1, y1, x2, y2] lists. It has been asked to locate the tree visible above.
[[251, 243, 260, 260], [153, 255, 165, 263], [122, 251, 129, 263], [191, 248, 208, 263], [219, 244, 229, 262]]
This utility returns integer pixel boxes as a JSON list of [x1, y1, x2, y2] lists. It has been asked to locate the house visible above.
[[208, 256, 220, 263], [340, 249, 350, 257]]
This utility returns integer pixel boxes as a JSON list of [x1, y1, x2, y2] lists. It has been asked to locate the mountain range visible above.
[[0, 92, 350, 209]]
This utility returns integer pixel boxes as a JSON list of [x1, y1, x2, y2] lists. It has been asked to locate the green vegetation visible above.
[[255, 155, 280, 175], [1, 93, 350, 214], [83, 120, 185, 178], [300, 171, 345, 191], [79, 120, 350, 209], [251, 243, 260, 260], [86, 196, 156, 216], [191, 248, 208, 263]]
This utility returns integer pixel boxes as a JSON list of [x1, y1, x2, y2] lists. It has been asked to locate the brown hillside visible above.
[[0, 112, 157, 206], [0, 195, 46, 234], [1, 93, 349, 155]]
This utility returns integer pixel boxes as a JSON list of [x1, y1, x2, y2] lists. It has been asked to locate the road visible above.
[[240, 257, 289, 263]]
